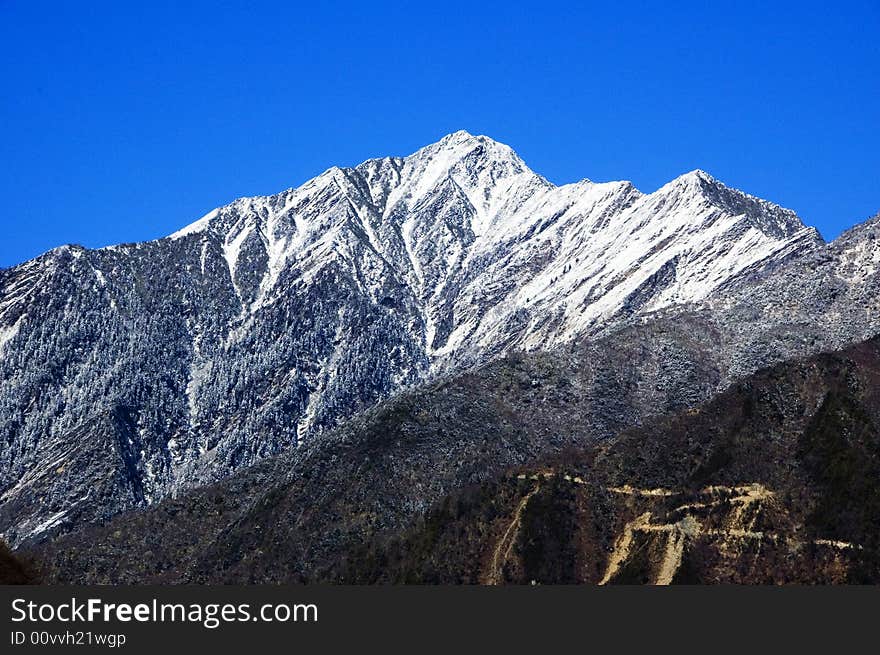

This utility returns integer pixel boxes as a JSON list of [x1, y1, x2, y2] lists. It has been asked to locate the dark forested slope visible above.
[[343, 337, 880, 584]]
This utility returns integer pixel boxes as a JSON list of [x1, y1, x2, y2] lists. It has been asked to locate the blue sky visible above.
[[1, 0, 878, 267]]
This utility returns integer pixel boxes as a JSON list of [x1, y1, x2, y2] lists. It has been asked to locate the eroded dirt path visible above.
[[489, 474, 863, 585], [597, 482, 862, 585], [486, 482, 543, 585], [598, 512, 652, 584]]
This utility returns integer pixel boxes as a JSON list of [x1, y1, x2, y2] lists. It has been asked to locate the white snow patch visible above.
[[222, 223, 253, 286], [169, 208, 220, 240], [20, 509, 69, 540], [0, 316, 24, 353]]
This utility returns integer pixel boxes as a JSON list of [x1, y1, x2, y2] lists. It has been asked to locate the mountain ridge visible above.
[[0, 132, 861, 548]]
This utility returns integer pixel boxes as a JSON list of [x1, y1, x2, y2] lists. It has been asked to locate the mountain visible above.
[[26, 201, 880, 582], [24, 197, 880, 584], [0, 132, 823, 546], [29, 334, 880, 584]]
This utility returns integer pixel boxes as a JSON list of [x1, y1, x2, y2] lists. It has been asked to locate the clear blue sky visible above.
[[1, 1, 878, 267]]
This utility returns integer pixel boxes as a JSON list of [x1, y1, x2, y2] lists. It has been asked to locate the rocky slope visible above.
[[0, 132, 823, 546]]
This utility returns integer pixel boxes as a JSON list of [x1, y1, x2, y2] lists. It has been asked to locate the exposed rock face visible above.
[[0, 132, 827, 545]]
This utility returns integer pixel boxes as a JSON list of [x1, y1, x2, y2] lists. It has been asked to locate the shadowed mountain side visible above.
[[340, 337, 880, 584], [29, 315, 727, 583], [0, 540, 40, 584]]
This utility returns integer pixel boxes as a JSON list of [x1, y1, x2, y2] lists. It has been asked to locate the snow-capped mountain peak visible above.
[[160, 133, 822, 355], [0, 133, 836, 546], [673, 168, 716, 184], [654, 168, 808, 239]]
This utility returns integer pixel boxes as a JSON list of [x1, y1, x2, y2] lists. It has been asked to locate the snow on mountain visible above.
[[163, 131, 821, 360], [0, 131, 838, 545]]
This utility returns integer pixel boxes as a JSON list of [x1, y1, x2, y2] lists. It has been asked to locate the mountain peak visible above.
[[654, 169, 810, 240], [413, 130, 521, 164], [440, 129, 479, 142], [436, 129, 506, 147], [682, 168, 716, 183], [664, 168, 720, 190]]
